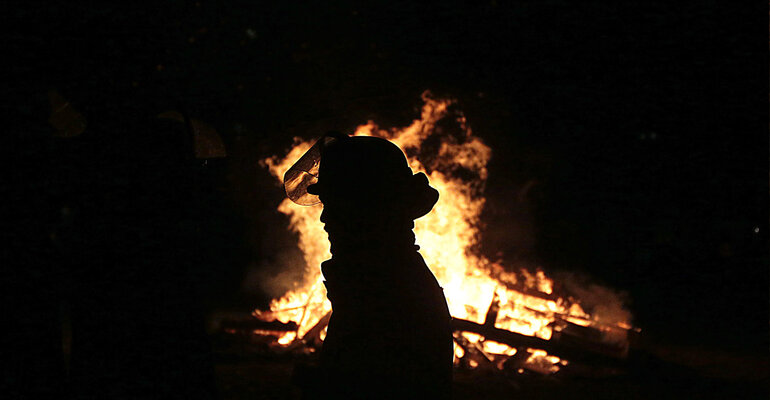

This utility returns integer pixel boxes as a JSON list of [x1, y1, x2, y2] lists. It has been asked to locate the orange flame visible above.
[[258, 91, 629, 370]]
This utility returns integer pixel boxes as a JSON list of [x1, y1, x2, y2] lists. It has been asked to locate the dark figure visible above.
[[6, 4, 232, 398], [65, 112, 218, 399], [4, 88, 220, 399], [292, 135, 453, 399]]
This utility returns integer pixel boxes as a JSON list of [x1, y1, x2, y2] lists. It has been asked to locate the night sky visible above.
[[6, 0, 768, 385]]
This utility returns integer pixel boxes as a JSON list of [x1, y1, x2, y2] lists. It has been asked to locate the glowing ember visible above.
[[525, 349, 563, 374], [258, 91, 631, 372], [483, 341, 518, 357]]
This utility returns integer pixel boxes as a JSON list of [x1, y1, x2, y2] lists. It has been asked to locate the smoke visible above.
[[242, 248, 310, 299], [554, 271, 633, 326]]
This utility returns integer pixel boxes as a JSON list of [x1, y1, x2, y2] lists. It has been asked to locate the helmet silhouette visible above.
[[286, 134, 438, 219]]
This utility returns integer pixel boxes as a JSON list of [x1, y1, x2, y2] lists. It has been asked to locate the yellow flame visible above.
[[257, 91, 628, 370]]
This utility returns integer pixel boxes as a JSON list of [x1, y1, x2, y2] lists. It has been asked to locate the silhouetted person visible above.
[[291, 135, 453, 399], [2, 84, 69, 398], [6, 4, 242, 398], [66, 111, 219, 399]]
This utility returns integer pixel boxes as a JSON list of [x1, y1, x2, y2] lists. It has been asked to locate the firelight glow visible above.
[[257, 91, 630, 371]]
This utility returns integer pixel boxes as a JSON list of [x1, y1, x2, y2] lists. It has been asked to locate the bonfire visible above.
[[252, 91, 636, 374]]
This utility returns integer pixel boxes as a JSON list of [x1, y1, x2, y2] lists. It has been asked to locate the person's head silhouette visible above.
[[285, 133, 438, 253]]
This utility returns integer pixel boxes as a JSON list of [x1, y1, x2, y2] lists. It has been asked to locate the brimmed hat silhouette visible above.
[[284, 133, 438, 219]]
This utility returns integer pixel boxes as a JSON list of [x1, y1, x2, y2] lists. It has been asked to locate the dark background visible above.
[[5, 0, 768, 397]]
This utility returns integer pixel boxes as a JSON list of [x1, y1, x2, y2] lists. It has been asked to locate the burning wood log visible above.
[[453, 333, 501, 371], [503, 282, 560, 302], [483, 291, 499, 328], [451, 317, 628, 364], [298, 311, 331, 346], [220, 318, 298, 333]]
